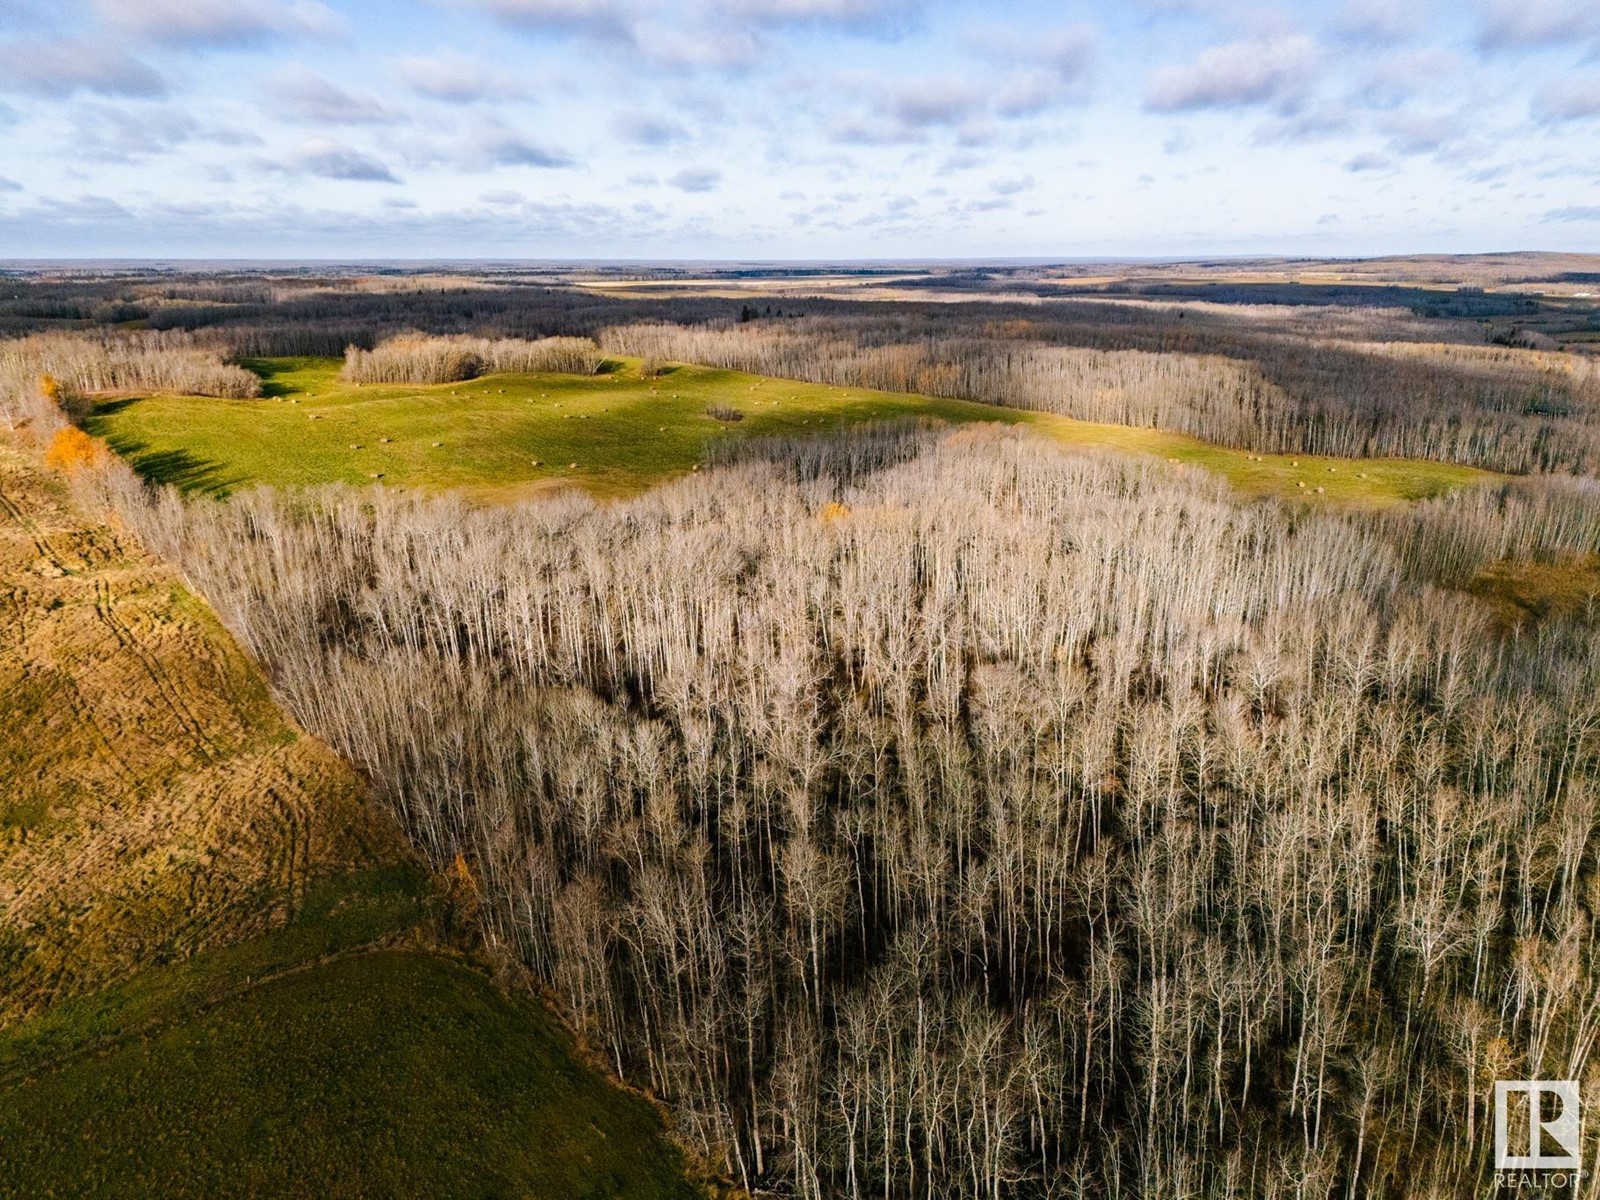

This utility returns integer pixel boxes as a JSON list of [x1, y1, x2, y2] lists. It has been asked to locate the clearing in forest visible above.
[[86, 354, 1496, 506], [0, 432, 698, 1198]]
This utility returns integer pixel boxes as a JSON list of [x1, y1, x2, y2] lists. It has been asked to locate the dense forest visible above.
[[7, 266, 1600, 1197], [60, 419, 1598, 1198]]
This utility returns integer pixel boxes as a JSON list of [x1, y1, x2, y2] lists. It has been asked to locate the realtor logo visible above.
[[1496, 1081, 1582, 1171]]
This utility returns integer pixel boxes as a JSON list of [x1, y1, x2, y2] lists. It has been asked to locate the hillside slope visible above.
[[0, 431, 406, 1020], [0, 431, 699, 1198]]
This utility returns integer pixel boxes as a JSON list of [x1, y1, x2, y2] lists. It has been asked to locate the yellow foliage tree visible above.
[[43, 426, 106, 474], [39, 374, 63, 404], [450, 850, 479, 896], [445, 850, 482, 937]]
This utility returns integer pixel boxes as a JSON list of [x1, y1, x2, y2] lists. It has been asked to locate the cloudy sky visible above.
[[0, 0, 1597, 258]]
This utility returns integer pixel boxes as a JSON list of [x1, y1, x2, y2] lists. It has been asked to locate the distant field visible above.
[[88, 355, 1496, 506], [1025, 413, 1495, 505], [88, 355, 1032, 501]]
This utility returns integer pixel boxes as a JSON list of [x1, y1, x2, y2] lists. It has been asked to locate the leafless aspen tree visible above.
[[66, 419, 1600, 1199]]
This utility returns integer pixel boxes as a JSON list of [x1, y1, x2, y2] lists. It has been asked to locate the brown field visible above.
[[0, 432, 405, 1023]]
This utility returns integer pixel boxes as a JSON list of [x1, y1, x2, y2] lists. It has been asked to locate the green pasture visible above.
[[87, 355, 1028, 501], [87, 355, 1496, 506], [0, 865, 697, 1200]]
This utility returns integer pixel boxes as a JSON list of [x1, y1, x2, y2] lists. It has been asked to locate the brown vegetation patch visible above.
[[341, 334, 602, 384], [0, 433, 404, 1025], [1466, 553, 1600, 630]]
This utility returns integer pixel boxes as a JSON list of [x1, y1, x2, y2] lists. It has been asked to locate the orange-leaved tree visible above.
[[43, 426, 107, 474]]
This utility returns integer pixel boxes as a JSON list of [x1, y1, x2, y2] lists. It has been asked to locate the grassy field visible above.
[[1024, 413, 1495, 505], [0, 432, 699, 1198], [86, 356, 1496, 506], [0, 947, 698, 1200]]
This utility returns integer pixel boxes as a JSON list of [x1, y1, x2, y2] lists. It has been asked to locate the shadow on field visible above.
[[102, 437, 248, 497], [237, 358, 297, 399]]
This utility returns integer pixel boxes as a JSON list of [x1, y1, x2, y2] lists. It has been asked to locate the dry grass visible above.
[[0, 432, 404, 1024], [1466, 553, 1600, 630], [0, 429, 712, 1197]]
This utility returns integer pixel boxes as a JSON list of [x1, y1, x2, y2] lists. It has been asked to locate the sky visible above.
[[0, 0, 1598, 259]]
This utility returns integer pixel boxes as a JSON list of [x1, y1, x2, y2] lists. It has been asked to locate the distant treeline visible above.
[[605, 318, 1600, 474], [74, 423, 1600, 1200], [913, 278, 1547, 319], [0, 268, 1477, 351]]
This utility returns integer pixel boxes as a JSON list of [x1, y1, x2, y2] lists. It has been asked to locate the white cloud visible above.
[[1478, 0, 1600, 50], [461, 0, 906, 70], [31, 194, 135, 220], [287, 138, 401, 182], [614, 111, 692, 145], [629, 20, 764, 70], [1345, 151, 1394, 172], [1381, 110, 1466, 154], [989, 175, 1034, 195], [0, 39, 165, 99], [402, 121, 576, 170], [1333, 0, 1431, 45], [394, 51, 530, 104], [983, 25, 1097, 116], [1534, 78, 1600, 123], [93, 0, 342, 47], [472, 130, 575, 168], [713, 0, 918, 27], [668, 166, 721, 191], [68, 104, 200, 161], [459, 0, 634, 38], [1357, 48, 1463, 107], [1146, 36, 1319, 113], [266, 65, 391, 124], [891, 80, 980, 127]]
